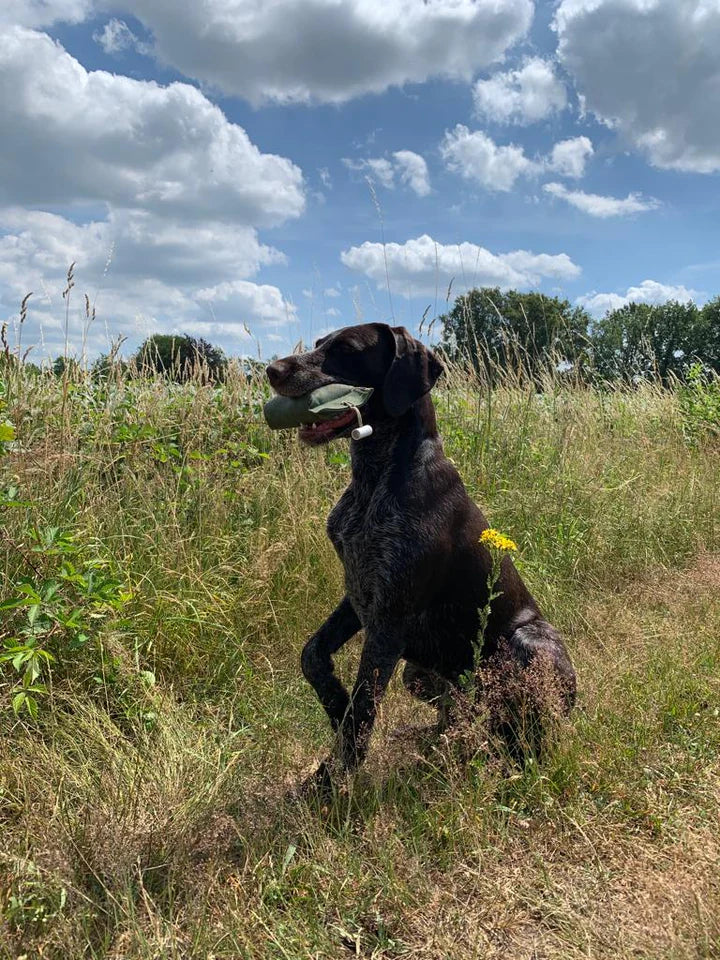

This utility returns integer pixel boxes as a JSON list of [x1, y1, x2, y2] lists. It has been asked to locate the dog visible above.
[[266, 323, 576, 786]]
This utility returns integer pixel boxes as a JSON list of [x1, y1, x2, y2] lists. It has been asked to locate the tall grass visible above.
[[1, 355, 719, 958]]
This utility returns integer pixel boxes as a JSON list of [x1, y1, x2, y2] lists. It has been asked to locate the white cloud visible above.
[[345, 150, 431, 196], [111, 0, 533, 105], [0, 27, 305, 357], [343, 157, 393, 188], [0, 27, 305, 227], [392, 150, 431, 197], [340, 234, 580, 298], [547, 136, 593, 178], [0, 0, 92, 28], [365, 158, 395, 190], [543, 182, 660, 217], [578, 279, 698, 317], [195, 281, 297, 327], [324, 287, 341, 298], [0, 207, 294, 357], [555, 0, 720, 173], [441, 128, 596, 191], [5, 2, 533, 107], [473, 57, 567, 125], [440, 126, 539, 192], [93, 18, 147, 56]]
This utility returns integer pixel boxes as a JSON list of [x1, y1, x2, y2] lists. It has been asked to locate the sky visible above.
[[1, 0, 719, 362]]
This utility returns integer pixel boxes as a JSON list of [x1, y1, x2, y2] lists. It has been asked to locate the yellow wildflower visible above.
[[479, 528, 518, 552]]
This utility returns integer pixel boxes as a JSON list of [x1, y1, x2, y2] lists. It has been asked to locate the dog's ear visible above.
[[382, 325, 444, 417]]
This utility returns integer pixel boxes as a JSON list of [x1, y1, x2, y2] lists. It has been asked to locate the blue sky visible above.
[[1, 0, 719, 361]]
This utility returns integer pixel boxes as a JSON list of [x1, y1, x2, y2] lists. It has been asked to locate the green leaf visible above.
[[0, 422, 15, 443], [17, 582, 42, 601], [12, 691, 26, 714], [0, 595, 33, 611], [12, 651, 30, 671]]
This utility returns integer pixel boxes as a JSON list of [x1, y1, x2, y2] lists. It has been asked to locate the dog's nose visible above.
[[266, 358, 291, 387]]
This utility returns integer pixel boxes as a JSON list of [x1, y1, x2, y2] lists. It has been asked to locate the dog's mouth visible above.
[[298, 407, 359, 446]]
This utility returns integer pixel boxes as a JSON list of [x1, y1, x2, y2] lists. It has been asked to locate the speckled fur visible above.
[[266, 323, 576, 779]]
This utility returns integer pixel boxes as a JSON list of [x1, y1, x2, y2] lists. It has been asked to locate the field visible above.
[[1, 359, 719, 959]]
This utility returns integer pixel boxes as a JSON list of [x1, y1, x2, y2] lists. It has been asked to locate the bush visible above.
[[677, 362, 720, 444]]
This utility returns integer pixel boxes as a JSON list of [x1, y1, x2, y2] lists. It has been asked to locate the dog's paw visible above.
[[290, 759, 340, 807]]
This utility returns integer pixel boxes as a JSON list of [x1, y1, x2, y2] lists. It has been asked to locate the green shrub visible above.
[[677, 362, 720, 443]]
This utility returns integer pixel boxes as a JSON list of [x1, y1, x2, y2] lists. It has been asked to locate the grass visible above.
[[0, 356, 719, 958]]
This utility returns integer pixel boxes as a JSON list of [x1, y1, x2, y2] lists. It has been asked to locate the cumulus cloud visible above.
[[548, 136, 593, 179], [473, 57, 567, 125], [4, 2, 534, 105], [344, 151, 430, 196], [0, 208, 296, 356], [543, 182, 660, 217], [554, 0, 720, 173], [340, 234, 580, 298], [0, 0, 92, 27], [392, 151, 431, 197], [0, 27, 305, 226], [343, 157, 393, 188], [109, 0, 533, 105], [441, 128, 593, 191], [365, 158, 396, 190], [440, 126, 539, 192], [93, 18, 148, 56], [195, 281, 297, 327], [578, 280, 698, 317], [0, 26, 305, 356]]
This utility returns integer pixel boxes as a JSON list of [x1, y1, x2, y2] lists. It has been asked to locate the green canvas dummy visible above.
[[263, 383, 374, 430]]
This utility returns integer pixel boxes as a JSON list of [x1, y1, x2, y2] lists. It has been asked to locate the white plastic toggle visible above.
[[349, 405, 373, 441]]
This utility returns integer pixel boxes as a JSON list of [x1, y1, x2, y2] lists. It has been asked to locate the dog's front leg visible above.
[[301, 596, 360, 731], [338, 630, 404, 773]]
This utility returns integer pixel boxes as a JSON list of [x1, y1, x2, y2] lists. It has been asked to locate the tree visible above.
[[132, 334, 227, 382], [589, 300, 711, 384], [699, 296, 720, 373], [52, 356, 79, 378], [438, 287, 591, 380], [91, 353, 129, 381]]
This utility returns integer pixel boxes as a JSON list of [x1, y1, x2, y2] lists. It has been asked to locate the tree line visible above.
[[437, 288, 720, 384], [32, 291, 720, 386]]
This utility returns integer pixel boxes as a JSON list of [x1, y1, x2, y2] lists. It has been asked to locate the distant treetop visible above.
[[132, 334, 227, 383]]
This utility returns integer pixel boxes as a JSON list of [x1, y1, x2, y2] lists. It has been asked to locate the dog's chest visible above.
[[327, 484, 410, 620]]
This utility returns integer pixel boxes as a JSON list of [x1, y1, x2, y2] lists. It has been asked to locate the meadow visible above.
[[0, 356, 719, 959]]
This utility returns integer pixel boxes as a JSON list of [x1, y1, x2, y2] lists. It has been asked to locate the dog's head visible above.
[[266, 322, 443, 445]]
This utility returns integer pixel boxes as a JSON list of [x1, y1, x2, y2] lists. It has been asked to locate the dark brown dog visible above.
[[266, 323, 575, 785]]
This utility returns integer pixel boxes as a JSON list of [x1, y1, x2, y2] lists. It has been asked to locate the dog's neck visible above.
[[349, 394, 440, 490]]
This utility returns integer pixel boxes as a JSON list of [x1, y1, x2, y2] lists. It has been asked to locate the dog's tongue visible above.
[[298, 407, 358, 440], [264, 383, 373, 430]]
